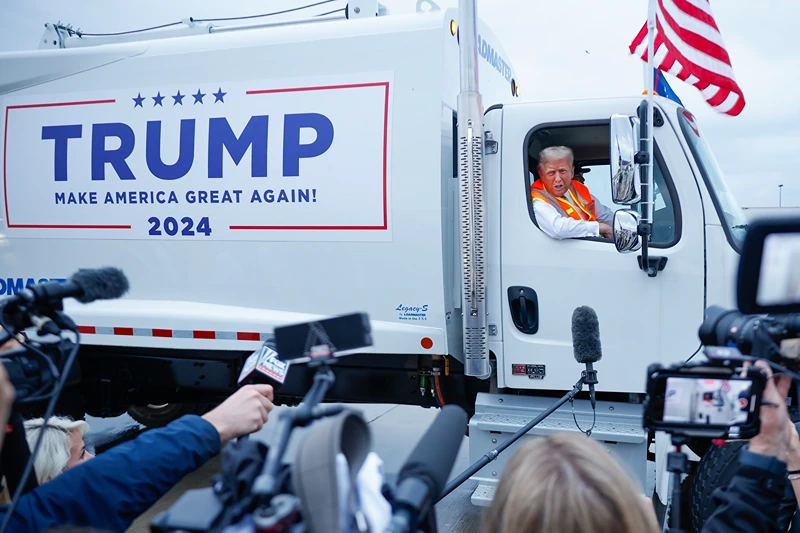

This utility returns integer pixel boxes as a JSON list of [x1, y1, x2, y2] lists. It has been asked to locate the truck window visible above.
[[526, 124, 679, 246], [677, 109, 747, 252]]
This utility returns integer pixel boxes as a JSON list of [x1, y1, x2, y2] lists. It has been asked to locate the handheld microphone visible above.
[[385, 405, 467, 533], [237, 343, 289, 388], [572, 306, 602, 410], [7, 267, 129, 308]]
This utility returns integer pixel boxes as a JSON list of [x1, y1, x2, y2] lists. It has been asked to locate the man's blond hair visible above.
[[483, 432, 659, 533], [24, 416, 90, 484]]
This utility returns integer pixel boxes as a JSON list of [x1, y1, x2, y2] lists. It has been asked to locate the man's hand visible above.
[[748, 360, 793, 459], [202, 384, 275, 444], [599, 222, 613, 239]]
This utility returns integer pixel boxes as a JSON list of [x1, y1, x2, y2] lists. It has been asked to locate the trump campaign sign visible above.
[[1, 74, 392, 241]]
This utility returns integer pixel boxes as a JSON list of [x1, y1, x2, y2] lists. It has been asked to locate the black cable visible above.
[[570, 399, 596, 437], [78, 21, 183, 37], [684, 343, 703, 364], [65, 0, 342, 38], [316, 8, 346, 16], [192, 0, 338, 22], [0, 328, 81, 533]]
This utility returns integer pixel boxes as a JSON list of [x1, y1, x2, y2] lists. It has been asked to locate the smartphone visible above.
[[643, 365, 766, 439]]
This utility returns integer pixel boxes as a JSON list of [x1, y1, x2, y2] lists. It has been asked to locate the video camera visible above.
[[643, 217, 800, 440], [0, 267, 130, 533]]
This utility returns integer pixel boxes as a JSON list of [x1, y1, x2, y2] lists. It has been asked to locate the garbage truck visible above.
[[0, 0, 750, 526]]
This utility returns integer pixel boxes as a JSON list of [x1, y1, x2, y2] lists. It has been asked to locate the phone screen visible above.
[[659, 377, 756, 426]]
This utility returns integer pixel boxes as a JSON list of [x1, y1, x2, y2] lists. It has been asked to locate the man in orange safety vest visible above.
[[531, 146, 614, 240]]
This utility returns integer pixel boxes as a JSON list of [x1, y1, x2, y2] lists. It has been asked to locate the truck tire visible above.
[[127, 403, 213, 428], [687, 441, 744, 532]]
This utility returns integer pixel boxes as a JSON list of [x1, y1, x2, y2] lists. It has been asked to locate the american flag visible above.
[[629, 0, 745, 116], [720, 380, 731, 394]]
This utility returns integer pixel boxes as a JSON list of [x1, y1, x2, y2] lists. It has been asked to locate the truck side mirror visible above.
[[610, 115, 641, 205], [613, 209, 642, 253]]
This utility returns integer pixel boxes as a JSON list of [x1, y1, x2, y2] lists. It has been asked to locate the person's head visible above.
[[483, 432, 659, 533], [24, 416, 93, 485], [537, 146, 575, 197]]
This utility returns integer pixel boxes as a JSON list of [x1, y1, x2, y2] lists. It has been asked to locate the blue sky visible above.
[[1, 0, 795, 208]]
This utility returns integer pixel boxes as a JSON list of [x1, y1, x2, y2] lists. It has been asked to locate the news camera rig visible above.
[[642, 216, 800, 533], [150, 312, 382, 533], [0, 267, 130, 533]]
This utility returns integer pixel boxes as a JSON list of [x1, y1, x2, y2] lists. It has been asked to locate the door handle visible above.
[[508, 286, 539, 334]]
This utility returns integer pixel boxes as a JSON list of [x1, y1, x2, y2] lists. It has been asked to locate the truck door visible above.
[[498, 101, 706, 394]]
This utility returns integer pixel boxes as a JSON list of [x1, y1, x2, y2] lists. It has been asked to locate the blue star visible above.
[[172, 91, 185, 106], [152, 92, 165, 107], [192, 89, 205, 104], [132, 93, 145, 108], [212, 87, 227, 103]]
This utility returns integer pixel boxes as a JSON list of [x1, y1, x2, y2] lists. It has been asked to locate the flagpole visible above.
[[644, 0, 656, 226]]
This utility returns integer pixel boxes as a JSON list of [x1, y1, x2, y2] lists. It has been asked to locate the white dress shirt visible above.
[[533, 193, 614, 240]]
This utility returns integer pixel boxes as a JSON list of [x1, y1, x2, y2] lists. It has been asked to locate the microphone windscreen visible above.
[[572, 306, 602, 364], [396, 405, 467, 499], [71, 267, 130, 303]]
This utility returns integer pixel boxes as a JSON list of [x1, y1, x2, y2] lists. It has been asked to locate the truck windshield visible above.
[[678, 109, 747, 252]]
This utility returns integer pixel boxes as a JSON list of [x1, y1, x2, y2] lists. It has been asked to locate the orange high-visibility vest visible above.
[[530, 180, 597, 222]]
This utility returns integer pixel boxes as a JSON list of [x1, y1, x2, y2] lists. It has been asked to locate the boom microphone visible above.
[[572, 306, 602, 410], [385, 405, 468, 533], [7, 267, 129, 307]]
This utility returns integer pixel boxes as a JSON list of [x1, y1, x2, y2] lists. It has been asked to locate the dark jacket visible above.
[[702, 446, 789, 533], [1, 414, 220, 533]]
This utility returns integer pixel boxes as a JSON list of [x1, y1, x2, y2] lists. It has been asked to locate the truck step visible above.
[[466, 392, 648, 506], [470, 483, 496, 507]]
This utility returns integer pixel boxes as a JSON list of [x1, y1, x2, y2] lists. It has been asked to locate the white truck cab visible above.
[[0, 1, 747, 523]]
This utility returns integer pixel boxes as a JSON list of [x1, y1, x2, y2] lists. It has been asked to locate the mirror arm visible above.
[[638, 224, 657, 277]]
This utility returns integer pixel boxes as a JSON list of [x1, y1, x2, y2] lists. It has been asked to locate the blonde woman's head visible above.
[[483, 432, 659, 533], [24, 416, 93, 485]]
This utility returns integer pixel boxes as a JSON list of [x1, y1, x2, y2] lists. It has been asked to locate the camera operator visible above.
[[701, 360, 795, 533], [0, 370, 275, 533]]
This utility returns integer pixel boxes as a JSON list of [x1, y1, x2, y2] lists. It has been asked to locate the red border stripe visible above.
[[246, 82, 387, 95], [237, 332, 261, 341], [3, 98, 129, 229], [78, 326, 96, 334], [152, 329, 173, 338], [113, 327, 134, 336], [233, 82, 390, 231], [193, 330, 216, 340]]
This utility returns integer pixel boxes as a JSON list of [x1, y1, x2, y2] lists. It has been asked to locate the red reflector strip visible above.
[[78, 326, 269, 343]]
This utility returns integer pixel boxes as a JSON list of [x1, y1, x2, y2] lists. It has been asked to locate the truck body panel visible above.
[[0, 10, 517, 362]]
